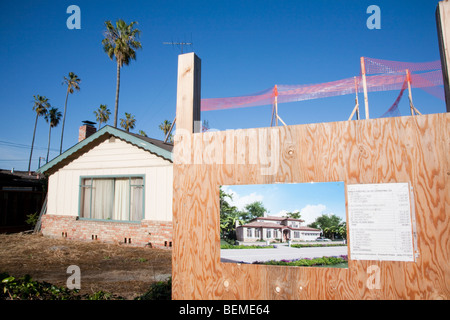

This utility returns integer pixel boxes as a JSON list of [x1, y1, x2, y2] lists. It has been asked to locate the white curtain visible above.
[[81, 177, 143, 221], [113, 178, 129, 221], [91, 179, 114, 220], [130, 177, 143, 221], [80, 179, 92, 218]]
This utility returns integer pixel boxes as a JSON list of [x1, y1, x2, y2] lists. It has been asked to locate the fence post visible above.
[[175, 52, 202, 134]]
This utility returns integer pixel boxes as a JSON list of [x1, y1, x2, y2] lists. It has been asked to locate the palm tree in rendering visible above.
[[60, 72, 81, 154], [94, 104, 111, 130], [28, 95, 50, 173], [44, 107, 62, 163], [159, 119, 173, 142], [102, 19, 142, 128], [120, 112, 136, 132]]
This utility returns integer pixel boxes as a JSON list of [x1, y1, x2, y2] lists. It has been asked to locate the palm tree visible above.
[[60, 72, 81, 154], [138, 130, 147, 137], [94, 104, 111, 130], [120, 112, 136, 132], [102, 19, 142, 128], [28, 95, 50, 174], [44, 107, 62, 163], [159, 119, 173, 142]]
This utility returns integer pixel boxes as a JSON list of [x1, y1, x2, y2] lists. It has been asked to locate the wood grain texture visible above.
[[172, 113, 449, 300]]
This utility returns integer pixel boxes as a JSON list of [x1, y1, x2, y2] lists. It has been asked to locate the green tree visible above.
[[138, 130, 147, 137], [308, 214, 342, 230], [337, 222, 347, 239], [241, 201, 266, 223], [94, 104, 111, 130], [219, 188, 243, 241], [28, 95, 50, 173], [159, 119, 173, 142], [284, 211, 301, 219], [120, 112, 136, 132], [44, 107, 62, 163], [60, 72, 81, 154], [102, 19, 142, 128]]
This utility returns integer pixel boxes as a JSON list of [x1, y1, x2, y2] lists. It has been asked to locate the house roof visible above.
[[238, 221, 320, 232], [0, 169, 45, 189], [251, 216, 305, 223], [37, 125, 173, 175], [240, 221, 286, 229]]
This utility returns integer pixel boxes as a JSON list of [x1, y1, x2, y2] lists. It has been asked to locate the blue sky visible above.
[[0, 0, 446, 171], [222, 182, 346, 226]]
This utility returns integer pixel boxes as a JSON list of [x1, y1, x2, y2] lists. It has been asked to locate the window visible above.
[[247, 228, 253, 238], [266, 229, 272, 238], [80, 176, 144, 221], [294, 231, 300, 238]]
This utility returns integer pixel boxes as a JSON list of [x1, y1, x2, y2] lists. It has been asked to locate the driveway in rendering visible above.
[[220, 245, 348, 264]]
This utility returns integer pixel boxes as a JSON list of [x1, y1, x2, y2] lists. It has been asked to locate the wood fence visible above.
[[171, 53, 449, 300]]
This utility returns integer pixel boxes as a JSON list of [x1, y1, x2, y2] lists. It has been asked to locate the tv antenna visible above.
[[163, 36, 193, 54]]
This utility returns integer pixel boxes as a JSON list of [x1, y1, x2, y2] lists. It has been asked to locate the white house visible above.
[[37, 123, 173, 248], [236, 216, 321, 243]]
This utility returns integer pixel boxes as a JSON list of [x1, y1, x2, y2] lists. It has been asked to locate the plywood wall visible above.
[[172, 113, 449, 299]]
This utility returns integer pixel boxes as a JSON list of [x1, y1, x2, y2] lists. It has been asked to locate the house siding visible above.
[[43, 137, 173, 248]]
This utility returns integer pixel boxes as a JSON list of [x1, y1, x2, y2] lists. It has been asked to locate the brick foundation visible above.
[[41, 214, 172, 249]]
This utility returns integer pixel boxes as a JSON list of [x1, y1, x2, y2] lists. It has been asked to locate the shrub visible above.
[[220, 244, 274, 249], [0, 272, 124, 300], [135, 277, 172, 300], [253, 255, 348, 267]]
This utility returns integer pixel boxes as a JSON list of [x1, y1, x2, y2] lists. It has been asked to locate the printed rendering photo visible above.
[[219, 182, 348, 268]]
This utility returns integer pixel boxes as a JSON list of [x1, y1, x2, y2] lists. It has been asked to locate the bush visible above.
[[135, 277, 171, 300], [253, 255, 348, 267], [0, 272, 123, 300], [25, 212, 39, 228], [290, 243, 347, 248], [221, 244, 274, 249]]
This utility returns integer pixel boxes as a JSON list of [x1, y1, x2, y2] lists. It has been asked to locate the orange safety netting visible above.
[[201, 57, 444, 115]]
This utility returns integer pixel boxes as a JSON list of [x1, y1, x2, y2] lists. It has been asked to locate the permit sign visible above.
[[347, 183, 415, 262]]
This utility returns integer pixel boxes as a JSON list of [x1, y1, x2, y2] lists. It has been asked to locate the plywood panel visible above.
[[172, 113, 449, 300]]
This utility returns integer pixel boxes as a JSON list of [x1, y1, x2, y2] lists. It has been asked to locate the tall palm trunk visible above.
[[60, 88, 69, 154], [28, 114, 39, 174], [46, 121, 52, 163], [114, 62, 121, 127]]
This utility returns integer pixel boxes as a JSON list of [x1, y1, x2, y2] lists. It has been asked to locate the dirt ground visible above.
[[0, 232, 172, 300]]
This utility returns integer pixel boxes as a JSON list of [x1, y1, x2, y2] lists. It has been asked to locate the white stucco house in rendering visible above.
[[236, 216, 321, 243]]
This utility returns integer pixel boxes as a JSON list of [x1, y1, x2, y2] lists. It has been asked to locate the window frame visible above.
[[78, 174, 145, 223]]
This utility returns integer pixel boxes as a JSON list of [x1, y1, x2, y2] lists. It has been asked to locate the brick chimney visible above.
[[78, 120, 97, 142]]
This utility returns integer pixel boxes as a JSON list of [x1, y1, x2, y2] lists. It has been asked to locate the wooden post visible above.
[[360, 57, 370, 119], [348, 76, 360, 121], [164, 116, 176, 143], [274, 85, 279, 126], [175, 53, 201, 134], [436, 1, 450, 112], [355, 77, 360, 120], [406, 70, 422, 116], [407, 70, 415, 116]]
